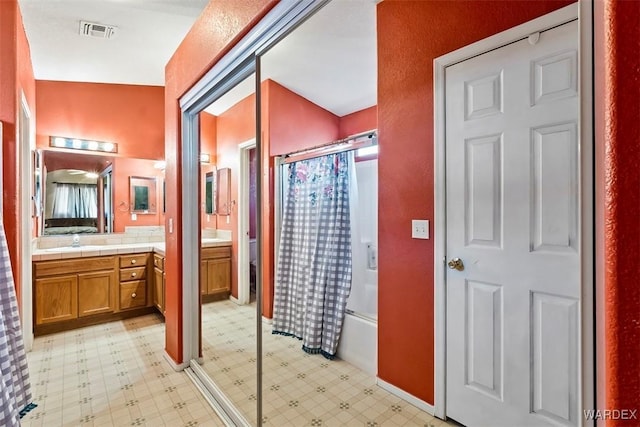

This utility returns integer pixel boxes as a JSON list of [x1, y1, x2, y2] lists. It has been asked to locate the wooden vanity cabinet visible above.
[[33, 256, 118, 333], [34, 274, 78, 325], [78, 270, 117, 317], [201, 246, 231, 303], [119, 253, 150, 310], [152, 254, 165, 315], [33, 253, 155, 335]]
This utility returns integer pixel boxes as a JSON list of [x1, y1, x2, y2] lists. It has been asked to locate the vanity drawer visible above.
[[201, 246, 231, 260], [119, 266, 147, 282], [119, 254, 149, 268], [153, 254, 164, 270], [120, 281, 146, 309], [34, 256, 116, 278]]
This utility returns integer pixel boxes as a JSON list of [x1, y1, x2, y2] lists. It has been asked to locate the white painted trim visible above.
[[434, 3, 579, 68], [238, 139, 256, 306], [180, 0, 329, 112], [181, 112, 201, 365], [188, 362, 251, 426], [433, 2, 593, 422], [184, 367, 241, 427], [578, 1, 595, 424], [163, 350, 190, 371], [376, 378, 435, 416], [273, 156, 284, 299], [19, 92, 33, 352]]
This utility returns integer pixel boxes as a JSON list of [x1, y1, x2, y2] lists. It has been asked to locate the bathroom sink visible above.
[[42, 245, 103, 252]]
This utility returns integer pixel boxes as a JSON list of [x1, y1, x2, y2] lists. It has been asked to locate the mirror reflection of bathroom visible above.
[[260, 0, 379, 423], [196, 72, 258, 425]]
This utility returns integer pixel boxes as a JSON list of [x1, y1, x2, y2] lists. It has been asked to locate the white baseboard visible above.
[[230, 295, 240, 305], [164, 350, 190, 371], [262, 315, 273, 325], [376, 377, 436, 416]]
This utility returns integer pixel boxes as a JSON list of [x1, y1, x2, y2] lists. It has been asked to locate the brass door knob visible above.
[[447, 258, 464, 271]]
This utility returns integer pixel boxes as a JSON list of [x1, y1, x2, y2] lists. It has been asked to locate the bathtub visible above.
[[337, 311, 377, 376], [337, 268, 378, 376]]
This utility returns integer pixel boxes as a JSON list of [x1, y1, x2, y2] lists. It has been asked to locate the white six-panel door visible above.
[[445, 20, 580, 427]]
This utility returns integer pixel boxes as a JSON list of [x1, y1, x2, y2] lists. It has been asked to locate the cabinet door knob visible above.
[[131, 273, 137, 277], [131, 259, 137, 264], [131, 292, 137, 298]]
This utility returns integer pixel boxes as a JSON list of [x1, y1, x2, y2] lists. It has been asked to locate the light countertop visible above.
[[32, 238, 231, 262]]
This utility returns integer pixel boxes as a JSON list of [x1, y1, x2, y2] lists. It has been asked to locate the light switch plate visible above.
[[412, 219, 429, 239]]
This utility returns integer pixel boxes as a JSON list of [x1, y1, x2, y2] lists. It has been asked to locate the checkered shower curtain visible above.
[[0, 223, 34, 426], [273, 151, 353, 359]]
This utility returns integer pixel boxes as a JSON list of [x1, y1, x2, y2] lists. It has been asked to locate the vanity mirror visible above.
[[205, 170, 216, 214], [216, 167, 231, 215], [130, 176, 157, 213]]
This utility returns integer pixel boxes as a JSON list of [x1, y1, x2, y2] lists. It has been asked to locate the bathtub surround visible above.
[[338, 158, 378, 375], [273, 152, 353, 359]]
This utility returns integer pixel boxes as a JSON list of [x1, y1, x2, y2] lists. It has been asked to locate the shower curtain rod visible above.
[[283, 129, 377, 164]]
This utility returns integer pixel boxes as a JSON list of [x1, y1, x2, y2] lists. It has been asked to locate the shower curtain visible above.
[[0, 223, 34, 426], [273, 151, 353, 359]]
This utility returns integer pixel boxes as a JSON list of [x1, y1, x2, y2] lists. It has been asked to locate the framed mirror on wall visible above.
[[205, 170, 216, 214], [129, 176, 157, 213], [216, 167, 231, 215]]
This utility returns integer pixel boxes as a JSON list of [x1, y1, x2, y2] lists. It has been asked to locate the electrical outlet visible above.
[[412, 219, 429, 239]]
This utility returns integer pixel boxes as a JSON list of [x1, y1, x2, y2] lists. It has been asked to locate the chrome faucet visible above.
[[71, 234, 80, 248]]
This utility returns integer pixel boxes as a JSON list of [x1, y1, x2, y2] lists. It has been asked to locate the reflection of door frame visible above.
[[237, 139, 256, 306], [100, 165, 114, 233], [19, 91, 34, 351], [433, 2, 593, 421]]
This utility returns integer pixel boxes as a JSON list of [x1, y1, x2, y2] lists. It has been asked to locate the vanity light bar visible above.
[[49, 136, 118, 154]]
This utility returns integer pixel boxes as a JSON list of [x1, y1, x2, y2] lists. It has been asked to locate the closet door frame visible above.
[[178, 1, 331, 425]]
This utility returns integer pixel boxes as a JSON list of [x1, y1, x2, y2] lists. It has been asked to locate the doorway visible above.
[[238, 140, 257, 306], [434, 4, 593, 426], [19, 93, 34, 351]]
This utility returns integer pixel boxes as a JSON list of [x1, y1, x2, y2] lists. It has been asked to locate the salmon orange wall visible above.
[[595, 0, 640, 421], [0, 0, 36, 303], [377, 0, 573, 405], [35, 81, 165, 160], [260, 79, 341, 318], [339, 106, 377, 139], [215, 91, 256, 298], [164, 0, 277, 364], [200, 112, 217, 231], [111, 157, 165, 232]]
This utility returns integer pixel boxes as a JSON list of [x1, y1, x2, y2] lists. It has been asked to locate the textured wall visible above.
[[35, 81, 165, 160], [0, 0, 36, 302], [596, 0, 640, 422], [163, 0, 277, 363], [377, 0, 573, 405]]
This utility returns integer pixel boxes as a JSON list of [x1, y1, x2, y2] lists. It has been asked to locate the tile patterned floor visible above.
[[201, 300, 456, 427], [22, 313, 224, 427]]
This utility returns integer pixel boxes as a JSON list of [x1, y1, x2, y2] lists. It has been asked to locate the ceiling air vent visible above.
[[79, 20, 117, 39]]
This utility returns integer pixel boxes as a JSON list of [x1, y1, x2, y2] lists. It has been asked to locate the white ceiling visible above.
[[19, 0, 377, 117], [19, 0, 209, 86]]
